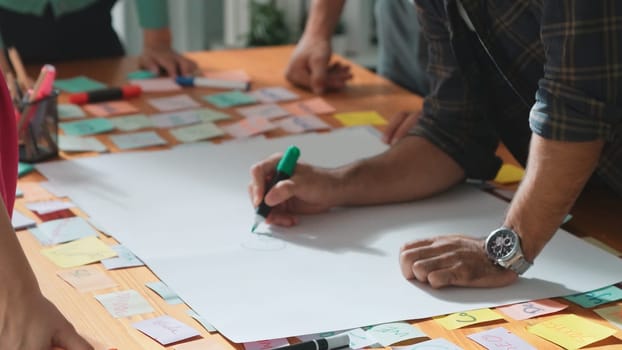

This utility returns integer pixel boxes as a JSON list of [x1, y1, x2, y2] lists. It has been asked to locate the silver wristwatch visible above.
[[484, 227, 532, 275]]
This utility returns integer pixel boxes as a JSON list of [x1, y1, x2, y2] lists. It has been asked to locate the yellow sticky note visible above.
[[42, 236, 117, 268], [334, 111, 387, 126], [436, 308, 503, 330], [527, 314, 616, 349], [494, 164, 525, 184]]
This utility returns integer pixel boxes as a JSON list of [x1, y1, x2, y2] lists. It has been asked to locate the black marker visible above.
[[273, 333, 350, 350]]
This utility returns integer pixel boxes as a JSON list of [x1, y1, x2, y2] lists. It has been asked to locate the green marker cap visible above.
[[276, 146, 300, 176]]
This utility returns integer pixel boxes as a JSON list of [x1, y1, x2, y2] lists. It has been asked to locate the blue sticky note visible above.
[[564, 285, 622, 308], [18, 162, 34, 177], [54, 76, 107, 93], [203, 91, 257, 108], [60, 118, 115, 136], [101, 244, 144, 269], [33, 217, 98, 246]]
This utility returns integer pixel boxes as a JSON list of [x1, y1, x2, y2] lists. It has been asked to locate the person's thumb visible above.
[[309, 54, 329, 95]]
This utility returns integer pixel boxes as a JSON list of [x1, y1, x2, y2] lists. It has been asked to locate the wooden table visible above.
[[18, 46, 622, 349]]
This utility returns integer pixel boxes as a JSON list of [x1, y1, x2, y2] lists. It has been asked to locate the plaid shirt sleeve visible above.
[[409, 2, 502, 180], [530, 0, 622, 142]]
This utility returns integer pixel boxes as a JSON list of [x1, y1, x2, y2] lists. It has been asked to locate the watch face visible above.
[[486, 229, 518, 260]]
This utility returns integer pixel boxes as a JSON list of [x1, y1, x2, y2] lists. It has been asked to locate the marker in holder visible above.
[[18, 91, 59, 163]]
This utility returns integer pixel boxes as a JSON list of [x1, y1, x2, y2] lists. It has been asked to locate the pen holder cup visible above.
[[18, 91, 59, 163]]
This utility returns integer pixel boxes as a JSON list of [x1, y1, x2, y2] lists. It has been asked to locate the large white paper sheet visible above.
[[36, 128, 622, 343]]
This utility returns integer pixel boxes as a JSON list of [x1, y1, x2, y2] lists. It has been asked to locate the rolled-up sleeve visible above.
[[135, 0, 169, 29], [531, 0, 622, 142]]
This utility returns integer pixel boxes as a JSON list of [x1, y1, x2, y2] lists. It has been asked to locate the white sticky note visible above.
[[133, 315, 200, 345], [26, 200, 75, 215], [148, 95, 201, 112], [109, 131, 167, 150], [243, 338, 289, 350], [171, 122, 225, 143], [150, 110, 202, 128], [95, 290, 154, 318], [101, 244, 144, 270], [366, 322, 427, 346], [236, 103, 290, 119], [34, 216, 98, 245], [11, 211, 36, 230], [59, 135, 107, 153]]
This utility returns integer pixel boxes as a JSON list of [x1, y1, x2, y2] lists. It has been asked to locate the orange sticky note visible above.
[[57, 265, 118, 292], [334, 111, 387, 126], [19, 182, 56, 202], [436, 308, 503, 330], [83, 101, 139, 117], [494, 164, 525, 184], [496, 299, 568, 320], [527, 314, 616, 349], [282, 97, 336, 116]]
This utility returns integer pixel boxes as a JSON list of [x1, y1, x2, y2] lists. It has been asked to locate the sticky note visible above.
[[133, 316, 200, 345], [83, 101, 139, 117], [276, 115, 331, 134], [527, 314, 616, 349], [110, 114, 153, 131], [204, 91, 257, 108], [18, 162, 34, 177], [130, 78, 181, 92], [334, 111, 387, 126], [171, 122, 225, 143], [436, 308, 503, 330], [204, 69, 250, 82], [33, 216, 98, 246], [345, 329, 378, 349], [150, 110, 202, 128], [95, 290, 154, 318], [250, 87, 299, 103], [496, 299, 568, 320], [187, 309, 217, 332], [127, 70, 157, 80], [57, 265, 118, 292], [282, 97, 336, 116], [11, 210, 36, 230], [58, 103, 86, 120], [468, 327, 536, 350], [148, 94, 201, 112], [494, 164, 525, 184], [109, 131, 167, 150], [41, 236, 117, 268], [60, 118, 115, 136], [146, 281, 184, 304], [366, 322, 427, 346], [54, 76, 106, 93], [59, 135, 107, 153], [236, 103, 289, 119], [19, 182, 55, 202], [195, 108, 231, 123], [594, 305, 622, 330], [401, 338, 463, 349], [222, 117, 277, 138], [101, 244, 144, 270], [564, 285, 622, 308], [297, 330, 346, 342], [26, 200, 75, 215], [243, 338, 289, 350]]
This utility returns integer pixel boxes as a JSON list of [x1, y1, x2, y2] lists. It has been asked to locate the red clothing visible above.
[[0, 72, 17, 216]]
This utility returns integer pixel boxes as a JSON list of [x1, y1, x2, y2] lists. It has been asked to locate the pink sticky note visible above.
[[204, 69, 250, 82], [133, 315, 200, 345], [130, 78, 182, 92], [468, 327, 536, 350], [236, 103, 289, 119], [496, 299, 568, 320], [222, 117, 277, 138], [282, 97, 336, 116], [276, 115, 331, 134], [83, 101, 139, 117], [243, 338, 289, 350]]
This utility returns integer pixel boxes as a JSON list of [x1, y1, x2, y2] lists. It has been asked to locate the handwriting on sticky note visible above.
[[564, 285, 622, 308], [436, 308, 503, 330], [594, 305, 622, 330], [133, 316, 200, 345], [95, 290, 154, 318], [334, 111, 387, 126], [222, 117, 277, 138], [171, 122, 225, 143], [57, 265, 117, 292], [494, 164, 525, 184], [345, 328, 378, 349], [527, 314, 616, 349], [282, 97, 335, 116], [41, 236, 117, 268], [84, 101, 139, 117], [34, 216, 98, 245], [366, 322, 427, 346], [496, 299, 568, 320], [243, 338, 289, 350], [468, 327, 535, 350]]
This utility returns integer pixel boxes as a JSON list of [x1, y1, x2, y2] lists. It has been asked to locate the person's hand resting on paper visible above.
[[285, 36, 353, 95], [382, 110, 422, 145], [140, 28, 198, 77]]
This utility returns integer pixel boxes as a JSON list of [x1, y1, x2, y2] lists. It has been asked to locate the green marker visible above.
[[251, 145, 300, 232]]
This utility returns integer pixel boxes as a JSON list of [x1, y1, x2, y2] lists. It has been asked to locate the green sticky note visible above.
[[57, 104, 86, 120], [127, 70, 157, 80], [564, 285, 622, 308], [197, 108, 231, 123], [171, 122, 225, 143], [110, 114, 153, 131], [60, 118, 115, 136], [18, 162, 34, 177], [54, 76, 107, 93], [203, 91, 257, 108], [146, 281, 183, 304]]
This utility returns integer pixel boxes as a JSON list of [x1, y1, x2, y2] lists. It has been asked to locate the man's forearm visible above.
[[504, 134, 605, 261], [303, 0, 347, 40], [333, 136, 465, 206]]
